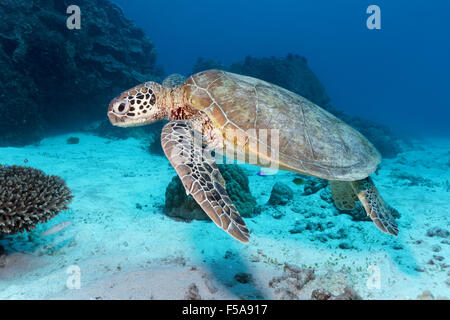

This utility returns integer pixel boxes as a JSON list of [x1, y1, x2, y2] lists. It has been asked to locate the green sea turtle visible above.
[[108, 70, 398, 243]]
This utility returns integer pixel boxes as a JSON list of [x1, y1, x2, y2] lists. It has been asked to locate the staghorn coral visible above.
[[0, 166, 73, 234]]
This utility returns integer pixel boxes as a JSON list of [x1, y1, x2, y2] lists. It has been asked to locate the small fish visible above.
[[41, 221, 72, 236], [293, 178, 305, 185], [257, 171, 267, 177]]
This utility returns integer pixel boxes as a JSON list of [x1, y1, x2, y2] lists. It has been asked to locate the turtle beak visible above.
[[107, 111, 122, 126], [107, 98, 128, 127]]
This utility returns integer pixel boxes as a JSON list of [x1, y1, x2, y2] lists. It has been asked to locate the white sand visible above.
[[0, 133, 448, 299]]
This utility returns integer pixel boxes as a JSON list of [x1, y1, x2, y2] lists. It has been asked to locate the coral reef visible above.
[[267, 182, 294, 206], [0, 0, 162, 147], [164, 164, 257, 221], [66, 137, 80, 145], [0, 166, 73, 234]]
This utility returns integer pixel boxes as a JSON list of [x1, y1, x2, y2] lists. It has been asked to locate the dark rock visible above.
[[322, 287, 362, 300], [319, 187, 333, 204], [185, 283, 201, 300], [339, 242, 352, 250], [315, 234, 328, 243], [303, 178, 328, 195], [271, 209, 285, 219], [267, 182, 294, 206], [66, 137, 79, 145], [289, 221, 305, 234], [305, 221, 326, 232], [164, 164, 257, 221], [224, 250, 235, 259], [234, 272, 253, 284], [426, 227, 450, 239], [432, 245, 441, 253], [0, 0, 162, 147], [414, 266, 425, 272], [311, 289, 332, 300], [328, 228, 348, 240]]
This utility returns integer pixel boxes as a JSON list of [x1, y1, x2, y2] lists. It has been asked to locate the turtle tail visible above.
[[351, 177, 399, 236]]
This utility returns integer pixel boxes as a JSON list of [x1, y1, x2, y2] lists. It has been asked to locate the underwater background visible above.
[[0, 0, 449, 299]]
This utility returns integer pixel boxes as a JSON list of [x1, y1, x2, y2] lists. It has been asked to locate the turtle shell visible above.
[[183, 70, 380, 181]]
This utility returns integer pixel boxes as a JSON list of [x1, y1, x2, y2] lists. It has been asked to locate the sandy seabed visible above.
[[0, 133, 449, 300]]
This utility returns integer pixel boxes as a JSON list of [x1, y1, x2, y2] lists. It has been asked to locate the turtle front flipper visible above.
[[161, 120, 250, 243], [350, 177, 399, 236]]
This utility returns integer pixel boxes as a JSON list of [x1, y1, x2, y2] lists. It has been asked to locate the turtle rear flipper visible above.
[[330, 181, 359, 210], [351, 178, 399, 236], [161, 120, 250, 243]]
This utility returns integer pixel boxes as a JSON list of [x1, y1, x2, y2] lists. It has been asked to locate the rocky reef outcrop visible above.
[[164, 164, 258, 221], [0, 0, 162, 146], [192, 54, 401, 158], [267, 182, 294, 206]]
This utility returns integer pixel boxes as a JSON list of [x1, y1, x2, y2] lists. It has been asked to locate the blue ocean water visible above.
[[112, 0, 450, 136], [0, 0, 449, 301]]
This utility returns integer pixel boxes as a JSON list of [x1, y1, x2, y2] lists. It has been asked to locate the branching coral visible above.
[[0, 166, 73, 234]]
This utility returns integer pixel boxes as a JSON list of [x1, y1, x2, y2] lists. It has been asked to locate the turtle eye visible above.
[[113, 100, 129, 115]]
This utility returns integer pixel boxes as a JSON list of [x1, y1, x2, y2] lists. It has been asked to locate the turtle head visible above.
[[108, 82, 168, 127]]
